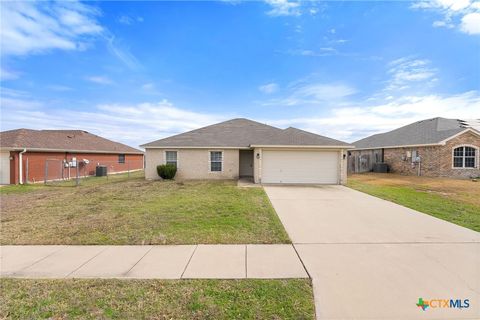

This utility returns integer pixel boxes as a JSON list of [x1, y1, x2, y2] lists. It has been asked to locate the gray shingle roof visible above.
[[354, 117, 479, 149], [141, 118, 351, 148], [0, 129, 143, 154]]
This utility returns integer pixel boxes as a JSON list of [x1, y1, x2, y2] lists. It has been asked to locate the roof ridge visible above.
[[0, 128, 143, 153], [141, 118, 350, 148], [353, 117, 468, 148], [141, 118, 285, 147]]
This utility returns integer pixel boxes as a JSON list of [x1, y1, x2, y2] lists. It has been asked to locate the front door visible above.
[[239, 150, 254, 177]]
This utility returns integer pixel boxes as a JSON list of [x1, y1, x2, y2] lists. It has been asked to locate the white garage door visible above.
[[0, 151, 10, 185], [262, 150, 339, 184]]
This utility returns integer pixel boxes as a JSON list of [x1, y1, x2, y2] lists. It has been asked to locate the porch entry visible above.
[[239, 150, 254, 177]]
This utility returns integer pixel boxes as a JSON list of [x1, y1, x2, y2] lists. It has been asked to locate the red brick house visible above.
[[348, 118, 480, 178], [0, 129, 144, 184]]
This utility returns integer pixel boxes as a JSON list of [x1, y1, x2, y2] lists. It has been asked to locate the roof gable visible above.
[[141, 118, 351, 148]]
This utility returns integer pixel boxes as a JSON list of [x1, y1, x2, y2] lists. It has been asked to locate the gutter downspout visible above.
[[19, 148, 26, 184]]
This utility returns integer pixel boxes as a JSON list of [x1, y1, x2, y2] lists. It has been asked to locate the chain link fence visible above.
[[22, 156, 144, 186]]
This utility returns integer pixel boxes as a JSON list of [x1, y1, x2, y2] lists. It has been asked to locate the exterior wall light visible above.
[[256, 153, 260, 159]]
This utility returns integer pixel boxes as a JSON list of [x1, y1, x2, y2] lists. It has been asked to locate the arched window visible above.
[[453, 146, 477, 168]]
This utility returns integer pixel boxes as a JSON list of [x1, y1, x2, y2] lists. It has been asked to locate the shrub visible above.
[[157, 164, 177, 180]]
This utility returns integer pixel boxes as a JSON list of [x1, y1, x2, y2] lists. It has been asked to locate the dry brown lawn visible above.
[[350, 173, 480, 207], [0, 172, 290, 245], [348, 173, 480, 231]]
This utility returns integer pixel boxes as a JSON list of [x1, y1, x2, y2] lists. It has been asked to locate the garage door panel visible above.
[[262, 150, 339, 184]]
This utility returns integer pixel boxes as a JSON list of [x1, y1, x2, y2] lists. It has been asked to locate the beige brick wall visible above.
[[145, 148, 239, 180], [339, 149, 347, 185], [384, 131, 480, 178], [439, 131, 480, 178], [253, 147, 262, 183]]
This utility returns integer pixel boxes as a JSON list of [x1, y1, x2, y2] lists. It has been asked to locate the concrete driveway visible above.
[[264, 185, 480, 320]]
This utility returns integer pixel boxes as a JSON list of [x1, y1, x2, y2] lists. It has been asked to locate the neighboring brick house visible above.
[[348, 118, 480, 178], [0, 129, 144, 184]]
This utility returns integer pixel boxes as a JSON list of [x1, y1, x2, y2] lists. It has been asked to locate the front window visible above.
[[210, 151, 223, 172], [118, 154, 125, 164], [165, 151, 177, 167], [453, 146, 476, 168]]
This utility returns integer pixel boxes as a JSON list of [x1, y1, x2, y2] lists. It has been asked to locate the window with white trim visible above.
[[210, 151, 223, 172], [165, 151, 178, 167], [453, 146, 476, 168]]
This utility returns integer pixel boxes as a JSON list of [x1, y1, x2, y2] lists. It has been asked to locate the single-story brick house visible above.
[[0, 129, 144, 184], [348, 117, 480, 178], [141, 118, 352, 184]]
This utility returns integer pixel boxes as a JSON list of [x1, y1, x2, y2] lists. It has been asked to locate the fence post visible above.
[[44, 160, 48, 185], [128, 162, 130, 178], [76, 165, 80, 186]]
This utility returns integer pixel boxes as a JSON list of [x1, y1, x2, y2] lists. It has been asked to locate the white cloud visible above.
[[386, 57, 437, 91], [140, 82, 162, 95], [0, 67, 20, 81], [268, 91, 480, 142], [460, 12, 480, 34], [265, 0, 301, 17], [259, 83, 279, 94], [47, 85, 73, 91], [85, 76, 113, 85], [0, 1, 102, 56], [0, 96, 43, 110], [1, 1, 141, 71], [2, 88, 478, 146], [411, 0, 472, 12], [0, 98, 226, 148], [294, 83, 357, 101], [118, 15, 144, 25], [411, 0, 480, 35], [287, 48, 347, 57], [264, 0, 323, 17], [260, 82, 357, 106], [142, 83, 155, 90], [1, 87, 29, 98], [432, 20, 454, 28], [118, 15, 133, 25], [106, 36, 142, 70], [220, 0, 244, 5]]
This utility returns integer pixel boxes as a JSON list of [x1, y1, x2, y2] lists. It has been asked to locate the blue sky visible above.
[[1, 0, 479, 148]]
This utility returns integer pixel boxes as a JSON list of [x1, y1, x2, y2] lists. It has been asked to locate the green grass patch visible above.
[[1, 172, 290, 245], [0, 279, 314, 320], [348, 178, 480, 232]]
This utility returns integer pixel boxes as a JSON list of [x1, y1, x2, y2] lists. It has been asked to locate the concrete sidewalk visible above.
[[0, 244, 308, 279]]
